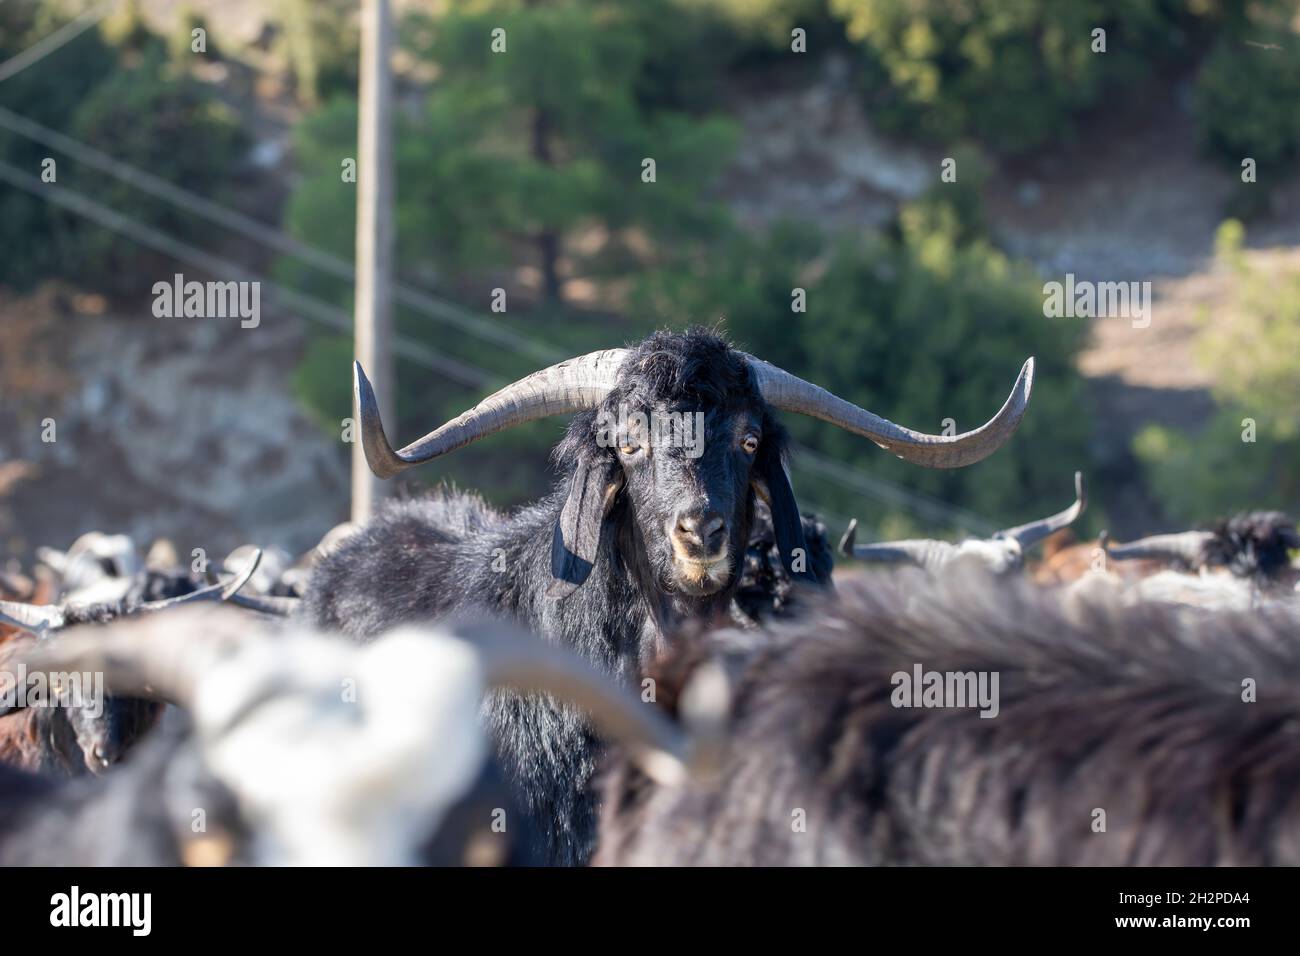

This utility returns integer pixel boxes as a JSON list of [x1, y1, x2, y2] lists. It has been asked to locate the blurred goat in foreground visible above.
[[0, 607, 689, 866], [596, 568, 1300, 866]]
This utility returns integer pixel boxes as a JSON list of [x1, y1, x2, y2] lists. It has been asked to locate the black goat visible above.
[[596, 569, 1300, 866], [839, 472, 1086, 576], [304, 328, 1033, 864], [1106, 511, 1300, 587], [0, 607, 689, 866], [0, 545, 293, 638], [0, 553, 265, 776], [0, 632, 160, 776], [732, 504, 834, 626]]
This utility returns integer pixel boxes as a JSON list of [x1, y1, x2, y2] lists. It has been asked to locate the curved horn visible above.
[[1103, 531, 1214, 568], [356, 350, 628, 479], [845, 536, 959, 571], [838, 518, 860, 557], [227, 593, 301, 617], [0, 549, 265, 638], [475, 632, 691, 786], [745, 355, 1034, 469], [131, 548, 263, 613], [18, 606, 256, 707], [0, 601, 65, 635], [995, 471, 1086, 551]]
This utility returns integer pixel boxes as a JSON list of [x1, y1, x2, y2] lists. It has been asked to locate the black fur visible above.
[[51, 565, 207, 626], [0, 569, 207, 776], [0, 711, 541, 866], [596, 569, 1300, 866], [733, 503, 834, 626], [0, 628, 161, 777], [1201, 511, 1300, 583], [303, 328, 824, 864], [0, 717, 245, 865]]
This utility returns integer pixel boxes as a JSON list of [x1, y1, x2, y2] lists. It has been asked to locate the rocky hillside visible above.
[[4, 21, 1299, 560]]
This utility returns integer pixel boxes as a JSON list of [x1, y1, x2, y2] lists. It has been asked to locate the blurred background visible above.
[[1, 0, 1298, 564]]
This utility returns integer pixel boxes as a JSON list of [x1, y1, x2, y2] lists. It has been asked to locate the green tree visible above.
[[275, 0, 359, 107], [65, 44, 246, 294], [1194, 31, 1300, 181], [829, 0, 1223, 154], [280, 0, 743, 503], [283, 0, 737, 307], [0, 5, 244, 294], [1135, 221, 1300, 521], [169, 7, 220, 63], [0, 1, 118, 287], [632, 179, 1091, 534]]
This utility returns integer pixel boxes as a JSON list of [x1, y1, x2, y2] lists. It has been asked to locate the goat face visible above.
[[355, 326, 1033, 613], [33, 666, 159, 775], [616, 405, 765, 598], [553, 332, 805, 607], [64, 696, 161, 774]]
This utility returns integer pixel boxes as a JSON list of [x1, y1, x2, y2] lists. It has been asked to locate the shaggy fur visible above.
[[302, 490, 631, 865], [733, 503, 834, 626], [596, 569, 1300, 866], [0, 631, 160, 776], [0, 608, 562, 868], [0, 715, 540, 866], [0, 717, 245, 865], [303, 328, 820, 865], [0, 567, 212, 776], [1202, 511, 1300, 583]]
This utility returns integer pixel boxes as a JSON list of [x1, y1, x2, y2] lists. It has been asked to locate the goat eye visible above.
[[741, 434, 759, 454], [619, 443, 640, 456]]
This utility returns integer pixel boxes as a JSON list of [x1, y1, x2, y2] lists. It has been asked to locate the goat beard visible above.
[[653, 551, 734, 599], [618, 520, 740, 633], [658, 524, 738, 597], [668, 549, 734, 596]]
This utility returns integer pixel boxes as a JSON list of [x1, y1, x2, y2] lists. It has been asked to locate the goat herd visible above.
[[2, 328, 1299, 866]]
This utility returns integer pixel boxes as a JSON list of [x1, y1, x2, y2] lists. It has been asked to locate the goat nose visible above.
[[675, 511, 726, 551]]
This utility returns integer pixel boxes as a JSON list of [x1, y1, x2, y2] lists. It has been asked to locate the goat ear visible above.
[[752, 453, 815, 583], [548, 459, 624, 600]]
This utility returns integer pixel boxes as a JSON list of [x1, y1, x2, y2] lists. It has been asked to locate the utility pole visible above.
[[351, 0, 395, 523]]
